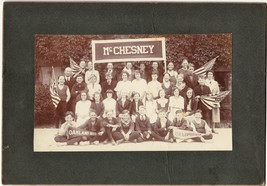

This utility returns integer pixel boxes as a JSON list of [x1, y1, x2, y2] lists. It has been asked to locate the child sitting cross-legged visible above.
[[154, 109, 174, 142], [112, 110, 141, 144], [190, 109, 213, 142], [54, 111, 82, 145]]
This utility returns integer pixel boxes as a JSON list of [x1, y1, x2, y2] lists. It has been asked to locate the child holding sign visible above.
[[54, 111, 83, 145], [190, 109, 213, 142]]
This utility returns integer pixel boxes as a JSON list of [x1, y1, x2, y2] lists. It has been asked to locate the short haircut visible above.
[[188, 63, 195, 68], [198, 74, 205, 79], [76, 74, 83, 79], [89, 109, 97, 115], [158, 109, 166, 113], [195, 109, 202, 114], [175, 109, 184, 114], [106, 89, 114, 94], [139, 105, 145, 110], [105, 109, 114, 114], [121, 110, 130, 115], [65, 111, 75, 118], [151, 70, 159, 75], [135, 70, 141, 74], [206, 70, 214, 76], [121, 71, 129, 77]]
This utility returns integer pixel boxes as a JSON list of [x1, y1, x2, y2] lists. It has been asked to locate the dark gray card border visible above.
[[2, 2, 266, 185]]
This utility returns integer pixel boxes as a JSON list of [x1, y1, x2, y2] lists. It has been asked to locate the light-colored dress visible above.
[[114, 80, 132, 98], [103, 98, 117, 118], [205, 78, 220, 123], [144, 100, 158, 123], [168, 96, 184, 121], [87, 83, 102, 100], [148, 80, 162, 98], [75, 100, 91, 127]]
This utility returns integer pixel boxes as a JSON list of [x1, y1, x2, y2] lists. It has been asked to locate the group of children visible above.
[[54, 107, 213, 145], [53, 58, 220, 145]]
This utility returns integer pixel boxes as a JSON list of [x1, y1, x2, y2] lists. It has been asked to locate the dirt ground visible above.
[[34, 128, 232, 152]]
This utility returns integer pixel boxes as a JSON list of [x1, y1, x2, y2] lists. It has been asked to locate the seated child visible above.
[[54, 111, 82, 145], [135, 106, 166, 142], [102, 109, 120, 145], [130, 92, 144, 122], [90, 92, 105, 118], [75, 91, 91, 127], [190, 109, 213, 142], [112, 110, 141, 144], [116, 91, 131, 118], [154, 109, 173, 142], [78, 110, 106, 145], [103, 90, 117, 118]]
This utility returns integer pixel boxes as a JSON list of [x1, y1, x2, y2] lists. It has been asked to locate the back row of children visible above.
[[54, 107, 213, 146], [55, 59, 220, 133]]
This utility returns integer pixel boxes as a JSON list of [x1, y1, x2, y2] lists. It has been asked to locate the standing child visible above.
[[55, 75, 71, 128], [131, 70, 148, 101], [162, 73, 174, 98], [147, 70, 162, 99], [75, 91, 91, 127], [102, 90, 117, 118], [167, 62, 178, 85], [156, 89, 169, 113], [168, 87, 184, 121], [144, 92, 158, 124], [54, 111, 82, 145]]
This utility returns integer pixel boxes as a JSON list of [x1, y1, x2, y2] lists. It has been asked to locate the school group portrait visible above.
[[34, 34, 232, 149]]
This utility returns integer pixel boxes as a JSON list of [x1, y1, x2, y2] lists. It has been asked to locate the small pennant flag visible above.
[[69, 57, 82, 77], [200, 90, 231, 110], [50, 66, 60, 108], [194, 56, 218, 76]]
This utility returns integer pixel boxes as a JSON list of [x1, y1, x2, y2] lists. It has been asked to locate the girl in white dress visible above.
[[103, 90, 117, 118], [75, 91, 91, 127], [168, 87, 184, 121], [144, 92, 158, 124], [87, 74, 102, 101], [114, 71, 133, 99]]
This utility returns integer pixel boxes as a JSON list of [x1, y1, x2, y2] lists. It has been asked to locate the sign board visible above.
[[67, 127, 96, 139], [172, 128, 204, 140], [92, 38, 166, 63]]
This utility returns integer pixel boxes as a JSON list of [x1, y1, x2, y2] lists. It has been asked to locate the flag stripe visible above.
[[200, 90, 231, 110], [194, 57, 217, 76], [50, 66, 61, 108]]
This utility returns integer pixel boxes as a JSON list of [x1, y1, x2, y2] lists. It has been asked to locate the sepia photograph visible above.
[[34, 34, 232, 151]]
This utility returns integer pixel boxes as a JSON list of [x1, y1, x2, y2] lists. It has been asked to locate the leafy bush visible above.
[[34, 83, 56, 126]]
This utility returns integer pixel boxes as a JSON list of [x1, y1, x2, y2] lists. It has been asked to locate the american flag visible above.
[[194, 56, 218, 76], [69, 57, 82, 78], [50, 66, 60, 108], [200, 90, 231, 110]]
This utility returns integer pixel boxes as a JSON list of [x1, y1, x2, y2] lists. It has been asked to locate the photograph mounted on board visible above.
[[34, 34, 232, 151]]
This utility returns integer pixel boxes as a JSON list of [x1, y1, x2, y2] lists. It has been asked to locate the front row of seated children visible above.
[[54, 106, 213, 146]]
